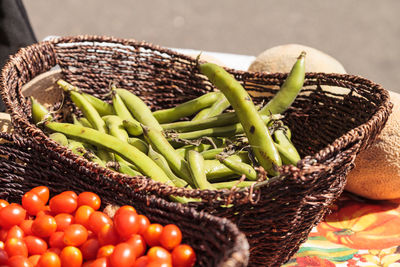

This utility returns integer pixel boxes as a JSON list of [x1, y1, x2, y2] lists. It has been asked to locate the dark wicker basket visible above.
[[1, 35, 393, 266], [0, 132, 249, 267]]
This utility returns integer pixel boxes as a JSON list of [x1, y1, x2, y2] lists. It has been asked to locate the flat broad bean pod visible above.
[[112, 91, 143, 136], [187, 150, 216, 190], [192, 93, 230, 121]]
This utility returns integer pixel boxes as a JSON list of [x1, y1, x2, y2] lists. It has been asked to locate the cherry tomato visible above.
[[19, 220, 33, 236], [147, 261, 172, 267], [0, 248, 8, 265], [79, 238, 100, 261], [30, 186, 50, 204], [96, 245, 114, 258], [98, 224, 119, 246], [147, 246, 172, 264], [133, 256, 149, 267], [77, 192, 101, 211], [7, 255, 33, 267], [171, 244, 196, 267], [0, 229, 8, 242], [126, 234, 146, 257], [117, 205, 136, 214], [109, 242, 136, 267], [49, 194, 77, 215], [31, 215, 57, 238], [46, 247, 61, 255], [24, 236, 48, 255], [63, 224, 88, 247], [60, 191, 78, 200], [7, 225, 25, 240], [54, 213, 74, 232], [28, 255, 41, 266], [74, 205, 94, 229], [37, 251, 61, 267], [137, 215, 150, 235], [0, 199, 9, 209], [22, 192, 46, 216], [5, 238, 28, 257], [59, 246, 82, 267], [87, 230, 96, 240], [0, 241, 4, 249], [143, 224, 163, 247], [88, 211, 112, 234], [91, 257, 109, 267], [160, 224, 182, 251], [82, 260, 94, 267], [48, 232, 65, 249], [113, 209, 138, 239], [36, 206, 51, 218], [0, 203, 26, 229]]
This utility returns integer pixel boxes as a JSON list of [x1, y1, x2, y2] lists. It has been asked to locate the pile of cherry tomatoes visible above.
[[0, 186, 196, 267]]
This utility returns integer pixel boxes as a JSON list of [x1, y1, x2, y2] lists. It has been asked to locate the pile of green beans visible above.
[[30, 52, 306, 203]]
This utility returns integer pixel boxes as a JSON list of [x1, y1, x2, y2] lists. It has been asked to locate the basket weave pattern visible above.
[[0, 132, 249, 267], [1, 35, 393, 266]]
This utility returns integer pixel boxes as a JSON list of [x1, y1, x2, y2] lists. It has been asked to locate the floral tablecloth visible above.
[[284, 193, 400, 267]]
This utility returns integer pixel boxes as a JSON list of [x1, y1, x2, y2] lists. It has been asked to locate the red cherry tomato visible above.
[[37, 251, 61, 267], [46, 247, 61, 255], [126, 234, 146, 257], [5, 238, 28, 258], [63, 224, 88, 247], [147, 261, 173, 267], [171, 244, 196, 267], [0, 229, 7, 242], [113, 208, 139, 239], [36, 206, 52, 218], [137, 215, 150, 235], [59, 246, 82, 267], [24, 235, 48, 255], [82, 260, 94, 267], [0, 203, 26, 229], [77, 192, 101, 211], [80, 238, 100, 261], [88, 211, 112, 234], [7, 255, 33, 267], [74, 205, 94, 229], [54, 213, 74, 232], [28, 255, 41, 266], [143, 224, 163, 247], [160, 224, 182, 251], [0, 248, 8, 265], [49, 194, 77, 215], [60, 191, 78, 200], [0, 199, 9, 209], [147, 246, 172, 264], [118, 205, 136, 214], [6, 225, 25, 240], [109, 242, 136, 267], [19, 220, 33, 236], [91, 257, 109, 267], [22, 192, 46, 216], [133, 256, 149, 267], [96, 245, 114, 258], [0, 241, 3, 249], [30, 186, 50, 204], [48, 232, 65, 249], [98, 224, 119, 246], [31, 215, 57, 238]]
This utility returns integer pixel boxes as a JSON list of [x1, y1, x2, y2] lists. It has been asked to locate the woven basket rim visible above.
[[0, 35, 393, 204]]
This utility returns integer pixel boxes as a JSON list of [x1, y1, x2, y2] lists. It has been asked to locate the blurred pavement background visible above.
[[23, 0, 400, 93]]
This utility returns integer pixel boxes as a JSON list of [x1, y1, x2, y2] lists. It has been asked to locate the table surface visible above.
[[172, 48, 400, 267]]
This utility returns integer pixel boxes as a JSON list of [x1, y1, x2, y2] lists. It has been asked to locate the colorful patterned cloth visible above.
[[284, 193, 400, 267]]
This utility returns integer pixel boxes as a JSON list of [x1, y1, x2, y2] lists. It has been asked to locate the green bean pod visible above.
[[153, 92, 221, 123], [187, 150, 216, 190], [218, 156, 258, 181], [142, 125, 193, 186], [260, 52, 306, 115], [192, 94, 230, 121], [173, 114, 273, 140], [175, 143, 214, 158], [199, 63, 281, 175], [148, 145, 189, 188], [113, 92, 143, 136], [45, 122, 172, 184], [83, 93, 114, 116], [273, 128, 301, 165], [78, 118, 93, 128], [30, 96, 52, 124], [127, 138, 149, 154], [204, 154, 249, 181], [116, 161, 143, 177], [212, 180, 256, 190], [49, 133, 68, 146], [116, 88, 163, 131], [103, 115, 129, 142], [67, 139, 106, 167], [72, 114, 82, 126]]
